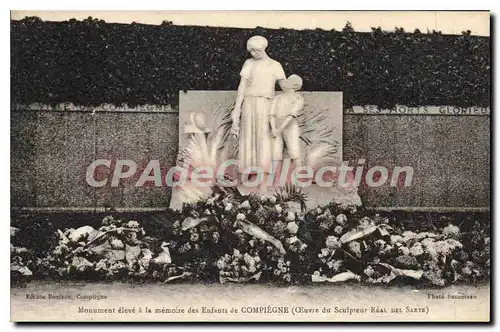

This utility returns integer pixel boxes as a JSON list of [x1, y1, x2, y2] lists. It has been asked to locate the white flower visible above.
[[461, 266, 472, 276], [224, 202, 234, 212], [204, 209, 211, 216], [364, 266, 375, 277], [286, 222, 299, 234], [360, 217, 374, 226], [434, 239, 463, 256], [339, 204, 349, 211], [268, 196, 277, 204], [390, 235, 403, 244], [243, 253, 255, 266], [421, 238, 439, 262], [286, 211, 295, 222], [336, 214, 347, 226], [410, 243, 424, 256], [239, 200, 251, 210], [334, 225, 343, 235], [416, 232, 438, 240], [321, 248, 330, 256], [53, 244, 68, 256], [348, 241, 362, 258], [443, 224, 460, 237], [275, 205, 282, 213], [216, 259, 225, 270], [233, 249, 242, 258], [236, 213, 246, 220], [212, 232, 220, 243], [110, 238, 124, 249], [379, 244, 394, 255], [126, 220, 140, 228], [95, 259, 107, 271], [402, 231, 417, 243], [325, 236, 341, 249], [399, 246, 410, 256]]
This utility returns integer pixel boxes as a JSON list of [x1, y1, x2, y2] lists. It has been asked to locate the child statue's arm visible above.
[[277, 96, 303, 133], [276, 116, 294, 133]]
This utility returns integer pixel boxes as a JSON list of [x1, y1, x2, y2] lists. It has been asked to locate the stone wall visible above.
[[11, 108, 179, 209], [10, 102, 490, 210]]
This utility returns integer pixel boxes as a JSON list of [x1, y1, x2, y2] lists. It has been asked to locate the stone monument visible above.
[[170, 36, 361, 210]]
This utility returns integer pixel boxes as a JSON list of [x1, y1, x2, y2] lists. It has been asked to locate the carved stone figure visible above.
[[269, 74, 304, 185], [231, 36, 286, 189], [173, 35, 361, 209]]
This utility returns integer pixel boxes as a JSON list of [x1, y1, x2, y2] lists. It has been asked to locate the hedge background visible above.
[[11, 17, 490, 108]]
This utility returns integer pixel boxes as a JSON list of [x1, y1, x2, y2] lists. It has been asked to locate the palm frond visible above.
[[297, 105, 341, 169], [178, 102, 235, 172], [208, 103, 234, 153], [275, 183, 308, 212], [298, 106, 337, 149], [182, 135, 209, 166]]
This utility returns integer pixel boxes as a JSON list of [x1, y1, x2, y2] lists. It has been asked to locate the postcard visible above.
[[10, 10, 490, 322]]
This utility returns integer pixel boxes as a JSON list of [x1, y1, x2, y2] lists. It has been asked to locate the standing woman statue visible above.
[[231, 36, 287, 190]]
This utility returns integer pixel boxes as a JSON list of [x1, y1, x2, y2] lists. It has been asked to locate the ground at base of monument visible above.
[[170, 182, 361, 211], [236, 183, 362, 208]]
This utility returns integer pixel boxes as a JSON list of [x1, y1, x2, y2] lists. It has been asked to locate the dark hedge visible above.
[[11, 17, 490, 108]]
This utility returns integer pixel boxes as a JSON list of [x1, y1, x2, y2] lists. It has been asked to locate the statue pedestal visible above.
[[236, 183, 361, 207], [170, 183, 361, 212], [301, 184, 361, 207]]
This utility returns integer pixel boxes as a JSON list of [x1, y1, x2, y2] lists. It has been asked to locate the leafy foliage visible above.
[[11, 18, 490, 108]]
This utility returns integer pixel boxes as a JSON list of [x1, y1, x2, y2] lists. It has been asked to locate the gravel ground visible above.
[[11, 281, 490, 322]]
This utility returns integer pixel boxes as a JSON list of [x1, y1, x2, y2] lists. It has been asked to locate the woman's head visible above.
[[247, 36, 268, 59]]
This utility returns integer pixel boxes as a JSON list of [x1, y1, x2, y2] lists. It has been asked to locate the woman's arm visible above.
[[235, 78, 247, 110], [231, 78, 247, 123], [231, 78, 248, 136]]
